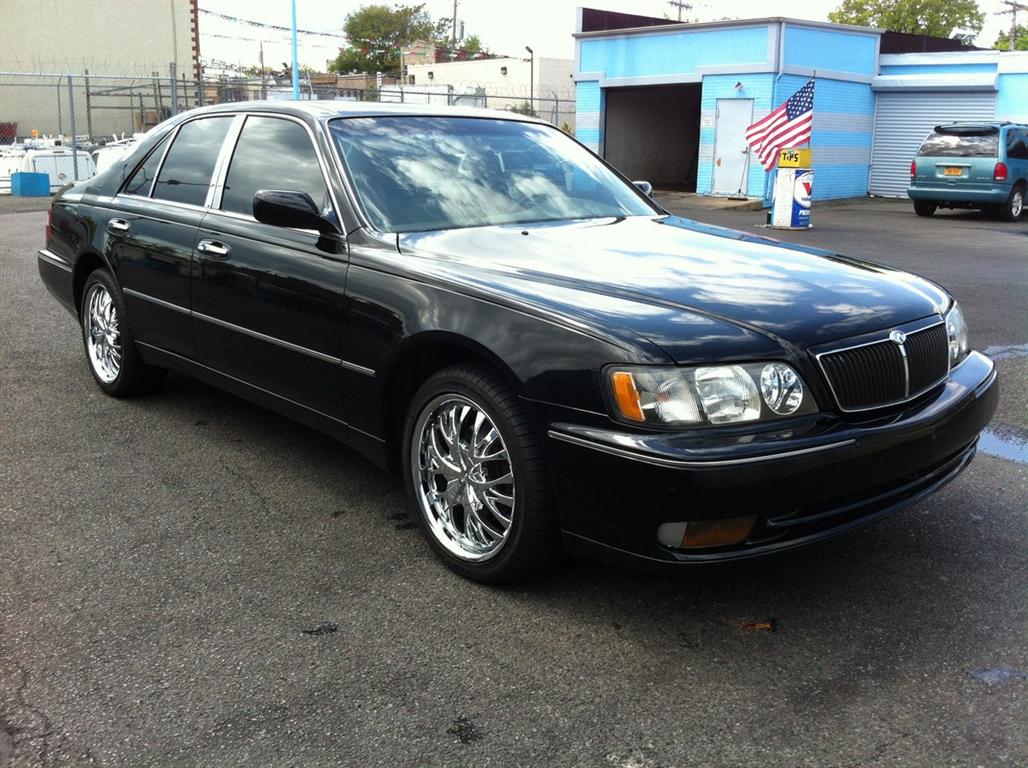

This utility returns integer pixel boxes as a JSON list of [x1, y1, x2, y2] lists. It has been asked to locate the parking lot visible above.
[[1, 195, 1025, 767]]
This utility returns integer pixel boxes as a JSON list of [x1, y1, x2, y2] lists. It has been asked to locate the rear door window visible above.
[[220, 116, 331, 216], [123, 136, 169, 196], [152, 116, 233, 206], [918, 129, 999, 158], [1006, 129, 1028, 160]]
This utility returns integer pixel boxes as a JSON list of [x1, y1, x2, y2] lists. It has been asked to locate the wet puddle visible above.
[[978, 425, 1028, 464]]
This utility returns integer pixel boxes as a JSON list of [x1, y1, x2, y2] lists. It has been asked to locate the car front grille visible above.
[[818, 321, 949, 412]]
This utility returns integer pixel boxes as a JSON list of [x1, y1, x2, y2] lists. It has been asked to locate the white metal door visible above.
[[869, 91, 996, 197], [711, 98, 753, 196]]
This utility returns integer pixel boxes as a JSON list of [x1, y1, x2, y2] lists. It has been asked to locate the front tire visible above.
[[80, 269, 166, 397], [999, 184, 1024, 222], [913, 200, 937, 217], [402, 364, 558, 583]]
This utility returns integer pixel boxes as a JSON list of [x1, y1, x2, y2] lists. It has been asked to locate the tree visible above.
[[828, 0, 984, 38], [462, 34, 485, 56], [994, 24, 1028, 51], [329, 4, 448, 75]]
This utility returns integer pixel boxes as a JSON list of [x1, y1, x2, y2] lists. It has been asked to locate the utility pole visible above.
[[290, 0, 300, 100], [995, 1, 1027, 50], [525, 46, 534, 113], [452, 0, 458, 47], [668, 0, 691, 22]]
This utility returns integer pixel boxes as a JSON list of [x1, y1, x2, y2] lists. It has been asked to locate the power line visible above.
[[197, 7, 345, 39]]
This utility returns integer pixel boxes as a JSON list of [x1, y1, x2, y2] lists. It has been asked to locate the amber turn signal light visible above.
[[611, 371, 645, 422], [657, 516, 757, 549]]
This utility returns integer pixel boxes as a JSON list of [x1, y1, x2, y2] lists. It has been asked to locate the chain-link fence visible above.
[[0, 70, 576, 146]]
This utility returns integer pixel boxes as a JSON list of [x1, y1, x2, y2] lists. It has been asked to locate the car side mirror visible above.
[[632, 180, 653, 197], [253, 189, 339, 234]]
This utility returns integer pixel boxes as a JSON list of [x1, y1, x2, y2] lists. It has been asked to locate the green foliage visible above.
[[462, 34, 485, 55], [329, 3, 448, 75], [828, 0, 985, 37], [509, 102, 537, 118], [994, 24, 1028, 51]]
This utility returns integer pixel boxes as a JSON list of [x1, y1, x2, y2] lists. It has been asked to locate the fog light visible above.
[[657, 516, 757, 549]]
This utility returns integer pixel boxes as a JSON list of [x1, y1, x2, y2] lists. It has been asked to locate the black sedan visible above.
[[37, 102, 998, 582]]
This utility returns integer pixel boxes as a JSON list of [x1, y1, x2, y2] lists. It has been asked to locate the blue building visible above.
[[574, 9, 1028, 201]]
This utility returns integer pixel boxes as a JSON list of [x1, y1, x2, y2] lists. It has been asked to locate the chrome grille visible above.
[[818, 321, 949, 412]]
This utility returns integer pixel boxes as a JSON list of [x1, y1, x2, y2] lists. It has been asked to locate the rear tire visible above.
[[999, 184, 1024, 222], [913, 200, 937, 217], [402, 364, 558, 583], [80, 268, 167, 397]]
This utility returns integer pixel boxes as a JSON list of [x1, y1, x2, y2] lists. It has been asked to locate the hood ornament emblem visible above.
[[889, 330, 907, 345]]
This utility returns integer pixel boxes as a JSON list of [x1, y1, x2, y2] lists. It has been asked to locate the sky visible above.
[[198, 0, 1013, 71]]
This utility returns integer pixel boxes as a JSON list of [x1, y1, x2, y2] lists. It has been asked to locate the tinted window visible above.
[[152, 117, 233, 206], [123, 136, 168, 196], [918, 128, 999, 158], [221, 116, 330, 216], [1006, 129, 1028, 160], [330, 116, 656, 233]]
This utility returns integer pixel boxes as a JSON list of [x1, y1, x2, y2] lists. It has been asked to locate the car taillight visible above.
[[45, 207, 53, 243], [994, 162, 1008, 182], [910, 159, 917, 179]]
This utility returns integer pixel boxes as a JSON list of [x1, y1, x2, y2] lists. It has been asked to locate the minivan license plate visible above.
[[943, 167, 963, 176]]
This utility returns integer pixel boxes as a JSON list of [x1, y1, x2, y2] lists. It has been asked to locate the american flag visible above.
[[745, 79, 815, 171]]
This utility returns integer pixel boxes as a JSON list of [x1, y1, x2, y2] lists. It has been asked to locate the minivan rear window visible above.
[[918, 129, 999, 158]]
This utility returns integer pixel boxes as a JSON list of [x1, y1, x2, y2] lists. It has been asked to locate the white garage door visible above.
[[869, 91, 997, 197]]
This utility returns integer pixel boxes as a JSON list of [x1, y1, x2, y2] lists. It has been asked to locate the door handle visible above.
[[197, 240, 231, 258], [108, 219, 130, 232]]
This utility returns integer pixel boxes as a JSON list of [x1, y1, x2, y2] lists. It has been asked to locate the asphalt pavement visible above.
[[1, 195, 1025, 767]]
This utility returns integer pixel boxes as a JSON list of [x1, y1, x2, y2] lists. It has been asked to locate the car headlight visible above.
[[606, 362, 817, 427], [945, 301, 969, 366]]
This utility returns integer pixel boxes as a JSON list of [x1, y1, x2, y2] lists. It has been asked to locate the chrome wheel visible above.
[[1012, 189, 1023, 219], [84, 283, 121, 383], [411, 394, 515, 562]]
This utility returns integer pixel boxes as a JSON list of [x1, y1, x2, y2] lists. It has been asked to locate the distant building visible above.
[[574, 8, 1028, 200], [405, 56, 575, 128]]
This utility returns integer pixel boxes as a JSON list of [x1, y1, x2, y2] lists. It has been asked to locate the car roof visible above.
[[175, 99, 549, 125], [935, 122, 1026, 130]]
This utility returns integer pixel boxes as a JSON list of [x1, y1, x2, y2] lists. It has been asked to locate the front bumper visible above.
[[908, 183, 1010, 205], [544, 351, 997, 566]]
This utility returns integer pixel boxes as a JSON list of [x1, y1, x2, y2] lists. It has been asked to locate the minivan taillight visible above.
[[45, 207, 53, 243], [994, 162, 1008, 182], [910, 159, 917, 179]]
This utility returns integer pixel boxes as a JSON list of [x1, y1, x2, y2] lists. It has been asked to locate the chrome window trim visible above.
[[814, 317, 949, 414], [122, 287, 374, 376], [547, 429, 856, 468], [38, 249, 72, 272], [212, 112, 344, 226], [205, 114, 247, 209]]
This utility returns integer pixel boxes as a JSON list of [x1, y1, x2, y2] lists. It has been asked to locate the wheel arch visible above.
[[380, 331, 526, 467], [72, 249, 117, 315]]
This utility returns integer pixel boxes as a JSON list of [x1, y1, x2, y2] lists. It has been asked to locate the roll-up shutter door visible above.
[[869, 91, 996, 197]]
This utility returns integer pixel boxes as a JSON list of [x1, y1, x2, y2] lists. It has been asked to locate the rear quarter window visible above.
[[918, 130, 999, 158]]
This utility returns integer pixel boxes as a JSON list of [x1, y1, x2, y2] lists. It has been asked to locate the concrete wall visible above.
[[0, 0, 196, 76], [604, 85, 700, 187]]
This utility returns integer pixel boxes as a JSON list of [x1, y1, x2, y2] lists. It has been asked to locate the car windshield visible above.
[[918, 128, 999, 158], [329, 116, 657, 232]]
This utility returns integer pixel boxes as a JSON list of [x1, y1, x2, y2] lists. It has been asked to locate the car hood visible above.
[[397, 216, 950, 362]]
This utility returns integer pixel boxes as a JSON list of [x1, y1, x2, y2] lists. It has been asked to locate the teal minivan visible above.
[[908, 122, 1027, 221]]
